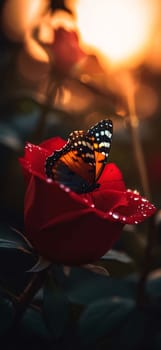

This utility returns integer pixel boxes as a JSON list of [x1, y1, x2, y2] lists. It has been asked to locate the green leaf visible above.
[[78, 297, 134, 346], [20, 307, 50, 340], [43, 273, 70, 339], [54, 266, 136, 305], [0, 123, 22, 151], [0, 225, 31, 248], [28, 256, 51, 272], [0, 225, 38, 273], [0, 295, 14, 335], [102, 249, 133, 263]]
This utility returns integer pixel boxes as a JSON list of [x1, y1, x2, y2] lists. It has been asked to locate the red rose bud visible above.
[[52, 27, 87, 73], [19, 137, 156, 265]]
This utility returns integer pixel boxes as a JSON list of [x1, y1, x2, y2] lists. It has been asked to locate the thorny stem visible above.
[[9, 270, 47, 333]]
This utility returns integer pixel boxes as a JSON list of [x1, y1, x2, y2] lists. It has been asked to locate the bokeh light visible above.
[[67, 0, 160, 69]]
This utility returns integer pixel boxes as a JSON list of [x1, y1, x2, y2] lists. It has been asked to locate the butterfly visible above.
[[45, 119, 113, 194]]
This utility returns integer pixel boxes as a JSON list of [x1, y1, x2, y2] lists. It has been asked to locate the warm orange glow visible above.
[[2, 0, 49, 41], [25, 32, 50, 63], [136, 85, 158, 119], [50, 10, 76, 31], [146, 30, 161, 72], [23, 10, 76, 64], [17, 48, 50, 82], [68, 0, 159, 68]]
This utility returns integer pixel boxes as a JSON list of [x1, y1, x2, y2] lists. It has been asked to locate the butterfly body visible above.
[[45, 119, 113, 194]]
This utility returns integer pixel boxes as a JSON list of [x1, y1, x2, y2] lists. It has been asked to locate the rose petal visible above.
[[91, 189, 128, 213], [53, 27, 86, 73], [24, 176, 88, 235], [26, 208, 123, 265], [98, 163, 126, 191], [105, 190, 156, 224]]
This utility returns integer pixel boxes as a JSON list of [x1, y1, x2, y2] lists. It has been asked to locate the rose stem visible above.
[[123, 72, 156, 305], [9, 270, 47, 333], [124, 73, 151, 200]]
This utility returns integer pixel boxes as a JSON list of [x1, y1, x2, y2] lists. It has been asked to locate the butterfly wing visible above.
[[87, 119, 113, 180], [45, 131, 96, 193], [45, 119, 113, 193]]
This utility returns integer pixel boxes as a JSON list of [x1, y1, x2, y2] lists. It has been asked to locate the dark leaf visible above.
[[20, 307, 51, 340], [0, 225, 38, 273], [0, 123, 22, 151], [102, 249, 133, 263], [0, 295, 14, 335], [43, 272, 70, 339], [27, 256, 51, 272], [78, 297, 134, 346], [53, 266, 137, 305]]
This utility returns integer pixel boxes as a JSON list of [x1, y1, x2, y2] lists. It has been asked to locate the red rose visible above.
[[52, 27, 86, 73], [19, 137, 156, 265]]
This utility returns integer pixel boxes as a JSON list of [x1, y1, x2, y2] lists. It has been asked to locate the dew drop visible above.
[[134, 197, 139, 201], [84, 199, 89, 203], [112, 213, 119, 220], [133, 190, 139, 194], [60, 184, 65, 189], [134, 220, 139, 224], [46, 178, 53, 183], [91, 204, 95, 208], [64, 187, 70, 192], [142, 198, 147, 203]]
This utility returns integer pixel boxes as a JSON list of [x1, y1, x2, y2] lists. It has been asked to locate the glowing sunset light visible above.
[[2, 0, 49, 41], [68, 0, 159, 68]]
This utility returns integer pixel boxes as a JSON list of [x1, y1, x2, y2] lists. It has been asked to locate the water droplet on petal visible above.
[[134, 197, 139, 201], [141, 198, 147, 203], [133, 190, 139, 194], [60, 184, 65, 189], [46, 178, 53, 183], [135, 220, 139, 224], [64, 187, 70, 192], [84, 198, 88, 203], [112, 213, 119, 220], [91, 204, 95, 208]]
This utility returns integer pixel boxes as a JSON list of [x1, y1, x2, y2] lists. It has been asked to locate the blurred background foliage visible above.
[[0, 0, 161, 348]]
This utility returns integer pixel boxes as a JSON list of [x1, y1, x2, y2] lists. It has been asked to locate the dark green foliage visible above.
[[53, 265, 137, 305], [78, 297, 135, 346], [0, 225, 38, 274], [43, 273, 70, 339], [20, 308, 51, 340], [0, 295, 14, 335]]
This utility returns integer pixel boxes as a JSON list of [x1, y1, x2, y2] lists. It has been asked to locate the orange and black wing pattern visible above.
[[87, 119, 113, 180], [45, 119, 113, 193]]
